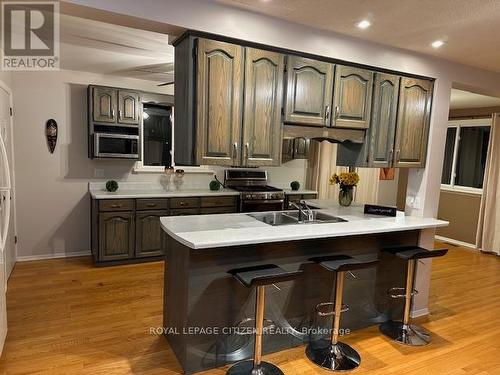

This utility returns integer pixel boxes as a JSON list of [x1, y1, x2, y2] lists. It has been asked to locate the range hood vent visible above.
[[282, 125, 365, 144]]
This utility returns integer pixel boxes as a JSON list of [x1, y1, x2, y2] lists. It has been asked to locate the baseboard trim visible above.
[[411, 307, 429, 318], [435, 235, 477, 249], [16, 251, 91, 262]]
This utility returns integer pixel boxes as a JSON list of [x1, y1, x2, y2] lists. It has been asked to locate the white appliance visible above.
[[0, 93, 12, 353]]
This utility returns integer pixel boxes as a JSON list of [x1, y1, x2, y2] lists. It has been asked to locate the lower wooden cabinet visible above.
[[98, 211, 135, 261], [135, 210, 169, 258], [91, 195, 238, 265]]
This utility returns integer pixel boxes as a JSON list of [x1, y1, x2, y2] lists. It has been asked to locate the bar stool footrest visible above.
[[315, 302, 350, 316], [227, 360, 284, 375], [388, 287, 419, 299]]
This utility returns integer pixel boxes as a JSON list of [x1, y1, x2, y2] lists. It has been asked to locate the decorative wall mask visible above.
[[46, 119, 58, 154]]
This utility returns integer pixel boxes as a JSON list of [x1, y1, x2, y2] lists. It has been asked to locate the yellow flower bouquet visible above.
[[330, 172, 359, 206], [329, 172, 359, 192]]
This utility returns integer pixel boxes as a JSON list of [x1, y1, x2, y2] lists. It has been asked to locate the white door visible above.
[[0, 87, 15, 279], [0, 86, 13, 353]]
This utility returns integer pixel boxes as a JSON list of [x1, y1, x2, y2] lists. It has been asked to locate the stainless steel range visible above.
[[224, 169, 285, 212]]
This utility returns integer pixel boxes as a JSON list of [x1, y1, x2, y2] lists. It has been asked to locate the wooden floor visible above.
[[0, 243, 499, 374]]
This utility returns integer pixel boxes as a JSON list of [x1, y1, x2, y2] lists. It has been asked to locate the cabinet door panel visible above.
[[118, 90, 140, 125], [197, 39, 243, 165], [93, 87, 117, 123], [98, 212, 134, 261], [368, 73, 400, 167], [243, 48, 284, 166], [136, 210, 168, 258], [333, 66, 373, 129], [284, 56, 334, 126], [394, 78, 433, 168]]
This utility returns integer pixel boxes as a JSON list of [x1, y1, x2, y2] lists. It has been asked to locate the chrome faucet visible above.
[[290, 200, 314, 222]]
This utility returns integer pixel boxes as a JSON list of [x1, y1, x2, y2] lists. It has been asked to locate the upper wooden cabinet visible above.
[[118, 90, 140, 125], [394, 77, 433, 168], [173, 33, 435, 168], [196, 39, 244, 166], [93, 86, 117, 123], [91, 86, 141, 126], [368, 73, 400, 167], [336, 74, 433, 168], [332, 66, 373, 129], [176, 37, 283, 166], [242, 48, 284, 166], [284, 56, 334, 127]]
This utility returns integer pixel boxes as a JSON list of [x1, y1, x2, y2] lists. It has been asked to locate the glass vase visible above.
[[338, 188, 353, 207]]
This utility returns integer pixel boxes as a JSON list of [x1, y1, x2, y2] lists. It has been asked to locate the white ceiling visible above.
[[450, 89, 500, 109], [216, 0, 500, 73], [60, 15, 174, 82]]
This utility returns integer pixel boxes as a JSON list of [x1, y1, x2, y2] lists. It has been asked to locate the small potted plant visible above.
[[329, 172, 359, 207]]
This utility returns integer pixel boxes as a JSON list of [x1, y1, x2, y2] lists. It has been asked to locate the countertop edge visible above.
[[160, 217, 449, 250]]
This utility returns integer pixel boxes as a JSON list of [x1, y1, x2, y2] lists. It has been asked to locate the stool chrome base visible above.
[[379, 321, 431, 346], [305, 341, 361, 371], [226, 360, 284, 375]]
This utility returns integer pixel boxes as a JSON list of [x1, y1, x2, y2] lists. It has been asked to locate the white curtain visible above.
[[476, 113, 500, 255], [306, 140, 379, 203]]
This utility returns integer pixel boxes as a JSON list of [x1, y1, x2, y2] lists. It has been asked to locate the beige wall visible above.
[[11, 70, 175, 258], [437, 190, 481, 246]]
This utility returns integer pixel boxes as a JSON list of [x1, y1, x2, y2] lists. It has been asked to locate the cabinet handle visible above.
[[111, 109, 115, 118], [389, 149, 394, 164], [118, 110, 121, 119], [232, 142, 238, 160], [325, 105, 331, 122], [395, 149, 401, 163], [334, 106, 340, 120], [244, 142, 249, 161], [110, 204, 122, 208], [146, 203, 157, 207]]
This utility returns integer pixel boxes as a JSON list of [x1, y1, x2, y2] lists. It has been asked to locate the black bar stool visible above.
[[380, 246, 448, 346], [306, 254, 379, 372], [227, 264, 303, 375]]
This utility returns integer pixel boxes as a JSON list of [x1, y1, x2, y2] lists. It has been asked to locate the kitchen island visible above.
[[160, 203, 447, 374]]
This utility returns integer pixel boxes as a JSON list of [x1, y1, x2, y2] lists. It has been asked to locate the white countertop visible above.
[[90, 188, 240, 199], [160, 200, 449, 249], [89, 181, 316, 199]]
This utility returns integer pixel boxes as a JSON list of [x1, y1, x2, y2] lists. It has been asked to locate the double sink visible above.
[[248, 210, 347, 226]]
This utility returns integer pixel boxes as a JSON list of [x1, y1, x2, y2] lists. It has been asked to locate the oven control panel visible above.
[[241, 192, 285, 201]]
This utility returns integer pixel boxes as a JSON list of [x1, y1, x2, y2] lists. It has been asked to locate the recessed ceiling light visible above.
[[357, 20, 371, 29], [431, 40, 445, 48]]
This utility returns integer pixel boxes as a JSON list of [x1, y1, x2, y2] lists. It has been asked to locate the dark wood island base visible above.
[[163, 230, 421, 374]]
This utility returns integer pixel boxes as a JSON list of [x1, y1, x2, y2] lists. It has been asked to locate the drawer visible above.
[[302, 194, 317, 199], [169, 208, 199, 216], [200, 196, 237, 208], [170, 197, 199, 209], [200, 206, 237, 215], [136, 198, 169, 211], [99, 199, 134, 212]]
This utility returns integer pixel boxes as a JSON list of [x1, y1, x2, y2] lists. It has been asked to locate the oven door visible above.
[[94, 133, 139, 159], [240, 199, 284, 212]]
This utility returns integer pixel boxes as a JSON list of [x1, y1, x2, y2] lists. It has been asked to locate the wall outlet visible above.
[[94, 169, 105, 178]]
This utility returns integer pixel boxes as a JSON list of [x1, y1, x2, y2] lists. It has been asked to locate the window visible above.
[[441, 119, 491, 192], [142, 103, 172, 167], [134, 105, 214, 175]]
